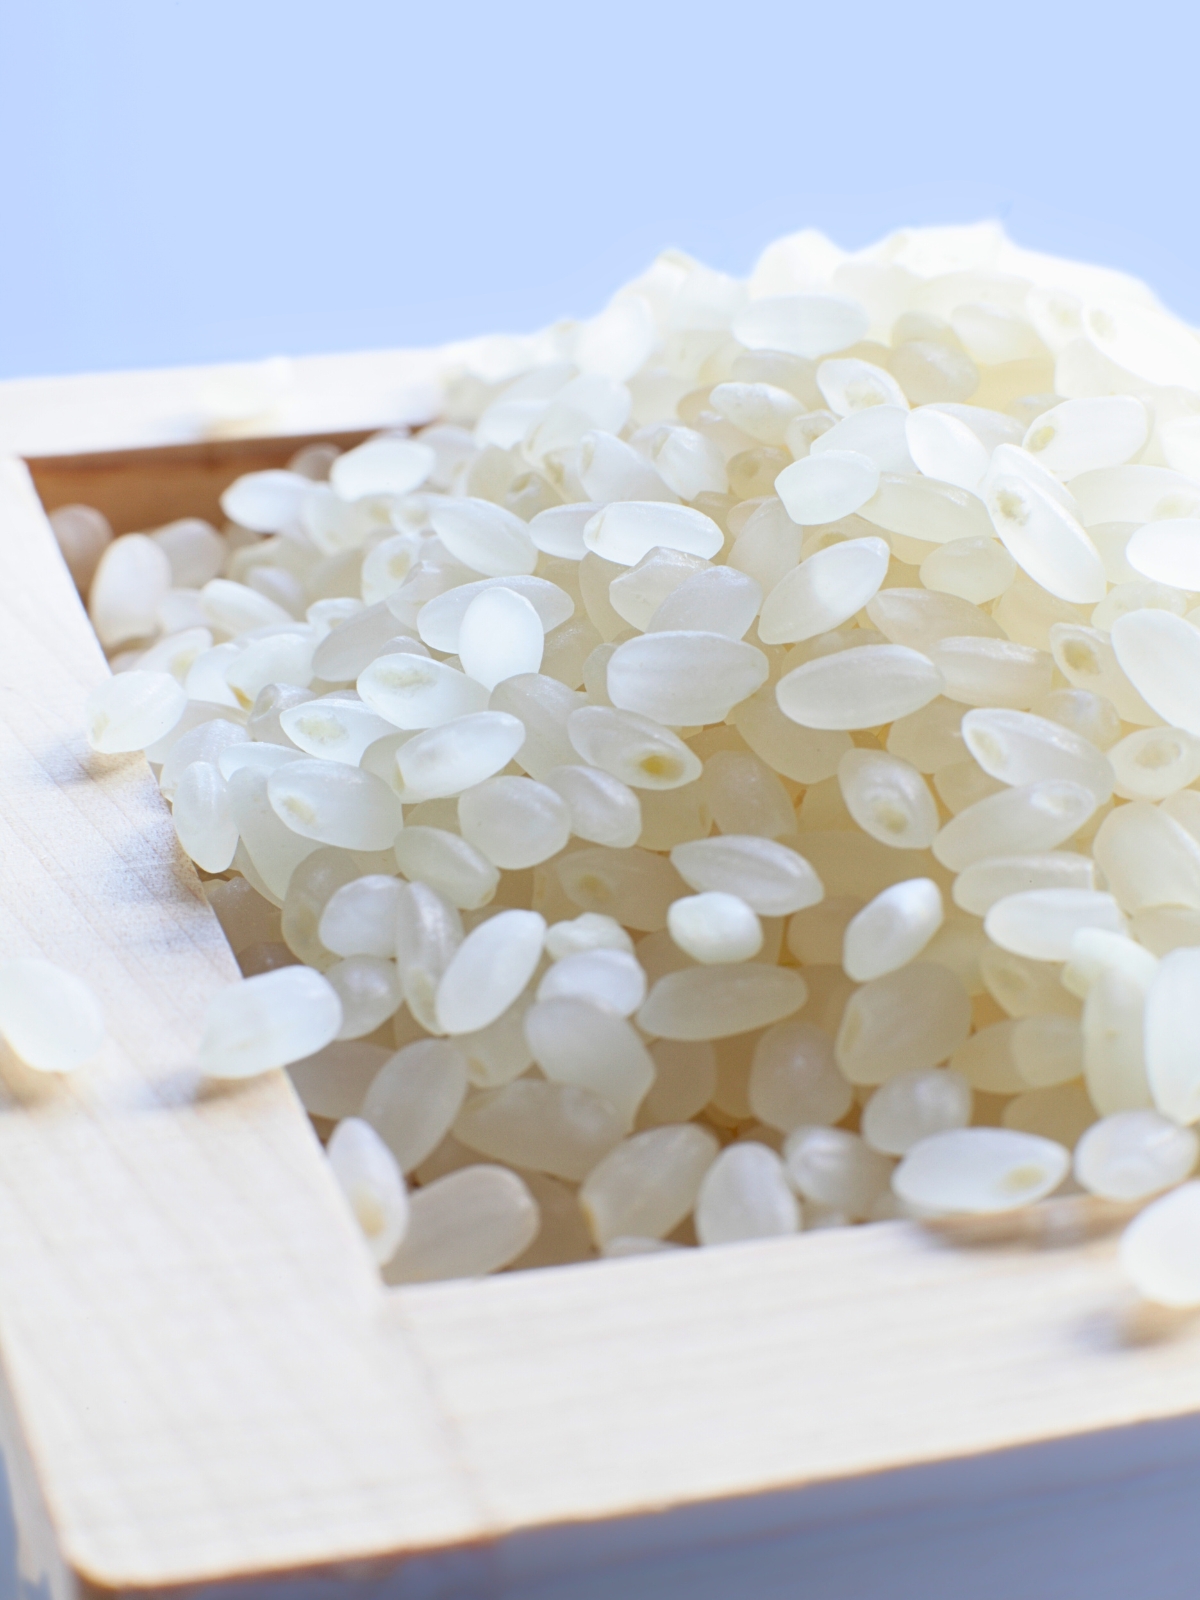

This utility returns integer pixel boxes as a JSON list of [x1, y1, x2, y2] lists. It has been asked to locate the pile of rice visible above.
[[60, 220, 1200, 1303]]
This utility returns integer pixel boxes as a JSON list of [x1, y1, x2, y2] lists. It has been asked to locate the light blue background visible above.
[[2, 0, 1198, 381]]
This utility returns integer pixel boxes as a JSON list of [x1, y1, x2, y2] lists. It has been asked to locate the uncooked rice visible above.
[[63, 219, 1200, 1303]]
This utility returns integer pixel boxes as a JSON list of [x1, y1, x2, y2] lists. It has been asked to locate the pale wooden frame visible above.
[[1, 353, 1199, 1600]]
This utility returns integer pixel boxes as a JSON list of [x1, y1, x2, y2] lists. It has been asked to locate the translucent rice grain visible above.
[[932, 780, 1098, 872], [1123, 519, 1200, 591], [747, 1020, 852, 1132], [1093, 802, 1200, 914], [695, 1144, 800, 1245], [394, 827, 498, 912], [960, 708, 1114, 804], [886, 697, 967, 773], [732, 294, 869, 359], [984, 889, 1124, 962], [952, 852, 1096, 916], [227, 766, 320, 901], [89, 534, 173, 648], [583, 502, 724, 567], [810, 405, 914, 472], [326, 1118, 409, 1267], [842, 879, 943, 981], [1011, 1013, 1085, 1088], [50, 503, 112, 591], [288, 1040, 390, 1120], [545, 913, 634, 960], [567, 706, 702, 790], [315, 602, 417, 681], [225, 633, 317, 708], [218, 469, 312, 532], [858, 473, 993, 545], [650, 426, 729, 500], [200, 578, 293, 636], [578, 430, 675, 503], [435, 909, 545, 1035], [777, 644, 943, 730], [606, 631, 768, 726], [637, 963, 807, 1041], [817, 358, 908, 416], [385, 1165, 540, 1284], [325, 956, 403, 1039], [919, 535, 1017, 604], [315, 875, 403, 959], [949, 1019, 1025, 1093], [608, 548, 710, 632], [428, 498, 537, 578], [905, 407, 988, 491], [1120, 1179, 1200, 1305], [669, 836, 824, 916], [357, 653, 489, 731], [536, 948, 646, 1015], [1063, 925, 1158, 999], [861, 1069, 972, 1155], [867, 587, 1003, 654], [544, 763, 642, 847], [528, 503, 601, 560], [1023, 397, 1149, 477], [173, 760, 237, 872], [280, 699, 395, 766], [1110, 610, 1200, 736], [556, 846, 685, 931], [1034, 688, 1121, 752], [774, 450, 880, 525], [580, 1124, 719, 1247], [836, 749, 939, 849], [647, 566, 762, 639], [86, 670, 186, 754], [698, 750, 792, 840], [709, 382, 804, 447], [159, 717, 247, 799], [1049, 624, 1158, 725], [1145, 949, 1200, 1124], [732, 686, 852, 784], [0, 959, 106, 1074], [457, 588, 544, 691], [525, 996, 655, 1127], [397, 711, 526, 799], [835, 963, 971, 1084], [758, 537, 889, 645], [986, 473, 1106, 604], [980, 946, 1080, 1022], [784, 1127, 892, 1218], [928, 636, 1052, 710], [454, 1080, 624, 1181], [1075, 1110, 1198, 1201], [488, 674, 582, 781], [199, 966, 342, 1078], [362, 1040, 469, 1171], [266, 760, 403, 852], [456, 997, 535, 1089], [1108, 727, 1200, 800], [893, 1127, 1069, 1215], [457, 776, 571, 870], [729, 500, 804, 595], [668, 892, 763, 965]]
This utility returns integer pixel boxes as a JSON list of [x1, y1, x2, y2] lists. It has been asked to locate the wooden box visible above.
[[1, 351, 1200, 1600]]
